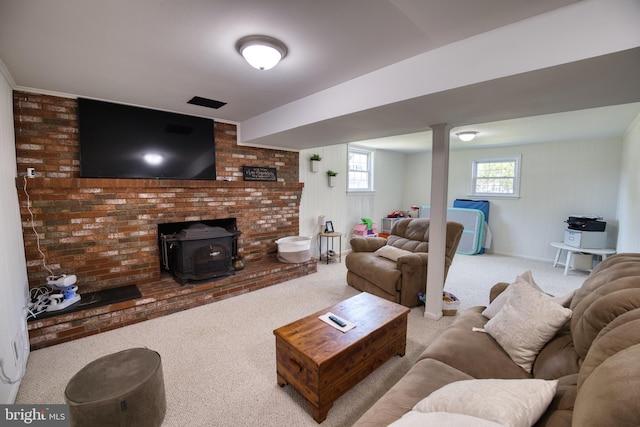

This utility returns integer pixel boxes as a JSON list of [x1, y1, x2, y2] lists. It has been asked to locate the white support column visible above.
[[424, 124, 451, 320]]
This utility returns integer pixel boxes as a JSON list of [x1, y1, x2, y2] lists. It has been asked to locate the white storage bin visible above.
[[564, 230, 607, 249], [570, 253, 594, 271], [275, 236, 311, 263]]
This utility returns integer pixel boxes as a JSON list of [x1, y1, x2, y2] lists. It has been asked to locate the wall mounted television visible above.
[[78, 98, 216, 180]]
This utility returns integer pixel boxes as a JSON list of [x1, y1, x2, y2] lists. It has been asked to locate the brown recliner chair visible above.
[[345, 218, 464, 307]]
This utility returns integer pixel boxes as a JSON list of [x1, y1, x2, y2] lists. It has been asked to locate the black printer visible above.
[[565, 216, 606, 232]]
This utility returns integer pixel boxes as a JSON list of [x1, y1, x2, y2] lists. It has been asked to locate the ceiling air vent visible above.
[[187, 96, 227, 109]]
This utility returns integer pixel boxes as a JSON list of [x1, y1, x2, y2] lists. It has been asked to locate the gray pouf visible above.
[[65, 348, 166, 427]]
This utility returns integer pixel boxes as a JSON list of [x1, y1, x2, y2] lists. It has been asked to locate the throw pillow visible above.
[[484, 281, 573, 372], [413, 379, 558, 427], [374, 245, 414, 262], [482, 271, 542, 319], [389, 411, 506, 427]]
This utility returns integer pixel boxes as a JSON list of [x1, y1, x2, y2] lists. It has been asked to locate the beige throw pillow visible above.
[[389, 411, 506, 427], [413, 379, 558, 427], [374, 245, 413, 262], [482, 271, 542, 319], [484, 281, 572, 372], [482, 271, 576, 319]]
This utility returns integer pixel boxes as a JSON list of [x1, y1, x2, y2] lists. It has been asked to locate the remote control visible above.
[[328, 315, 346, 327]]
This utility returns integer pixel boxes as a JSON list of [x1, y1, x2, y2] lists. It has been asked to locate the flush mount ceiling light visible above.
[[236, 35, 288, 70], [456, 131, 479, 142]]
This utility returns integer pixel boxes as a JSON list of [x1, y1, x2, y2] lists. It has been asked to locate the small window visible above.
[[348, 146, 374, 192], [471, 156, 521, 197]]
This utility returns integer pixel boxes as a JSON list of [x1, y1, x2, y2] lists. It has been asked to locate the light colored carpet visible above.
[[15, 253, 587, 426]]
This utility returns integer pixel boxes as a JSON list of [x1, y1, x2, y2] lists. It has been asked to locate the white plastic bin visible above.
[[275, 236, 311, 263]]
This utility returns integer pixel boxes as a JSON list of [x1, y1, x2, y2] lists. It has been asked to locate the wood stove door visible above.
[[168, 236, 235, 285], [192, 241, 232, 277]]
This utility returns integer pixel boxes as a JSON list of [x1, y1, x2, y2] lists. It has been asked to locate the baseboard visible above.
[[423, 310, 443, 321], [489, 251, 554, 264]]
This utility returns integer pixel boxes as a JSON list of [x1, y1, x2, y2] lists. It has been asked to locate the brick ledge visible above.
[[27, 256, 317, 350]]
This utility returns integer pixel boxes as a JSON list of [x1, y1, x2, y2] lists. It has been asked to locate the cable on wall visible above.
[[23, 175, 57, 320], [23, 175, 54, 277]]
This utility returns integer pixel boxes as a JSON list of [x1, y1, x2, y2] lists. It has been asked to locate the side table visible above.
[[551, 242, 616, 275], [318, 232, 342, 264]]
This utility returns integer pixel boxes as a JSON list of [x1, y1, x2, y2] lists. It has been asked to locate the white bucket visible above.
[[275, 236, 311, 263]]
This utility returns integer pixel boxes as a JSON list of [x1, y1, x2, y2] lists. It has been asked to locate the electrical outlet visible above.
[[26, 167, 35, 178]]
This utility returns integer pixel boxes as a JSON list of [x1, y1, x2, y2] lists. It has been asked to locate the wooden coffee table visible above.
[[273, 292, 410, 423]]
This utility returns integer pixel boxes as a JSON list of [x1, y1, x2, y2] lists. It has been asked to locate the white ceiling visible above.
[[1, 0, 639, 152], [356, 102, 640, 153]]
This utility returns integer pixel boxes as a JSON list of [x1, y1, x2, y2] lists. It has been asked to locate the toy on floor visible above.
[[417, 291, 460, 316], [360, 218, 373, 230]]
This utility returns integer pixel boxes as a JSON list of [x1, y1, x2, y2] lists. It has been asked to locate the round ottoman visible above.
[[65, 348, 166, 427]]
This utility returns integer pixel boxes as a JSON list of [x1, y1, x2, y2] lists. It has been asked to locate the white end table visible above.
[[551, 242, 616, 275]]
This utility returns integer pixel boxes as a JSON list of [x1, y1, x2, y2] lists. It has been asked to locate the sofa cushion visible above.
[[578, 314, 640, 388], [389, 411, 506, 427], [570, 254, 640, 359], [573, 343, 640, 427], [534, 411, 572, 427], [352, 358, 473, 427], [375, 245, 414, 262], [413, 378, 558, 427], [345, 252, 401, 295], [571, 254, 640, 311], [489, 282, 510, 303], [386, 218, 430, 252], [484, 282, 572, 372], [572, 287, 640, 359], [532, 327, 580, 380], [418, 307, 531, 379], [350, 236, 387, 252], [534, 374, 578, 427]]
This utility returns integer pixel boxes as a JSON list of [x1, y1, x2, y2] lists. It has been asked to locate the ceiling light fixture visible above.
[[236, 35, 288, 71], [456, 131, 479, 142]]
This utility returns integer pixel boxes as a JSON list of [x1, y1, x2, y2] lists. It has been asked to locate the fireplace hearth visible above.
[[160, 222, 241, 285]]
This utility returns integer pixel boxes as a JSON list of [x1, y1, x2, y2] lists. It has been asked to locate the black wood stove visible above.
[[161, 223, 240, 285]]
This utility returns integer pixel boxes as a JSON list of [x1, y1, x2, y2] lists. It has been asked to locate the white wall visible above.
[[0, 70, 30, 403], [370, 149, 406, 224], [302, 136, 626, 262], [405, 151, 432, 208], [445, 139, 621, 261], [299, 146, 405, 256], [617, 115, 640, 252]]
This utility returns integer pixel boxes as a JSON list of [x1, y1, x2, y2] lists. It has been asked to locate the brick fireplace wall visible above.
[[13, 91, 304, 294]]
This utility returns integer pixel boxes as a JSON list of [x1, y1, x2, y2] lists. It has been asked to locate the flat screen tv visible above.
[[78, 98, 216, 180]]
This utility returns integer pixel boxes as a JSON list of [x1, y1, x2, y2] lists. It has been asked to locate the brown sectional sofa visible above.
[[354, 253, 640, 426]]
